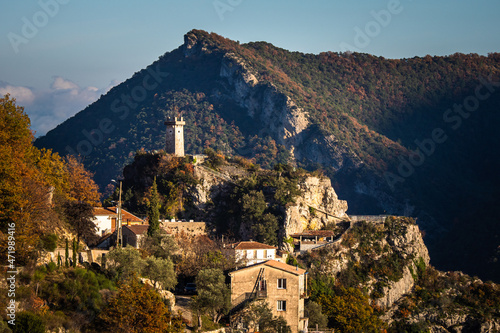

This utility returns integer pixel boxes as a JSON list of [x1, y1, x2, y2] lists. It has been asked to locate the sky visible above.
[[1, 0, 499, 136]]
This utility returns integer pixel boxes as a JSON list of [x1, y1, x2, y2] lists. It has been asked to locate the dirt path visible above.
[[174, 295, 194, 332]]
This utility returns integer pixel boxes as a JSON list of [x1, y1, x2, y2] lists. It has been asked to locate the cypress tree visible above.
[[72, 239, 77, 268], [147, 177, 160, 237], [65, 239, 69, 267]]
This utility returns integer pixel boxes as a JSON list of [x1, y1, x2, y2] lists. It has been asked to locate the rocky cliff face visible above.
[[309, 217, 430, 309], [189, 160, 349, 239], [218, 51, 309, 161], [283, 176, 348, 236], [376, 220, 430, 308]]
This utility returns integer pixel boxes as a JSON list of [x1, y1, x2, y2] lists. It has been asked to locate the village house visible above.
[[223, 241, 287, 266], [229, 260, 308, 333], [289, 230, 336, 253], [122, 224, 151, 249], [93, 206, 146, 236]]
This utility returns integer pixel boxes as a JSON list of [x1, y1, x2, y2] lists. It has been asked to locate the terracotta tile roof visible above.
[[123, 224, 150, 235], [264, 260, 306, 275], [96, 232, 114, 243], [94, 207, 116, 216], [290, 230, 335, 238], [228, 241, 277, 250], [230, 260, 306, 276], [93, 206, 145, 223]]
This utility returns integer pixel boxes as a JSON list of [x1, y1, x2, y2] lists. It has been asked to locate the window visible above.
[[258, 280, 266, 291], [277, 278, 287, 289], [277, 300, 286, 311]]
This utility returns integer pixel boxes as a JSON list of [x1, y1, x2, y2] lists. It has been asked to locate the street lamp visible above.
[[111, 179, 123, 247]]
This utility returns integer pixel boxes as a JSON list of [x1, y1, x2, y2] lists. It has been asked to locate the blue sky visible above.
[[1, 0, 499, 136]]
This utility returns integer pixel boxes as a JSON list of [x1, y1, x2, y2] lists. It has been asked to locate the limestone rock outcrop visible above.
[[283, 176, 348, 237]]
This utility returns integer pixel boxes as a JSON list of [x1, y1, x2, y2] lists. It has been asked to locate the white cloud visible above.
[[0, 84, 36, 105], [0, 77, 120, 137], [51, 77, 80, 91]]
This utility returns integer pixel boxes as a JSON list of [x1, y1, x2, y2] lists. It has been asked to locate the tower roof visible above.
[[164, 116, 185, 125]]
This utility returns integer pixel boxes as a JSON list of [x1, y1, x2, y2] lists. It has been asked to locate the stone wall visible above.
[[350, 215, 389, 223], [38, 248, 109, 265], [161, 221, 207, 236]]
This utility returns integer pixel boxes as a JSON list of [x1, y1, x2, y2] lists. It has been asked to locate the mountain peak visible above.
[[183, 29, 238, 57]]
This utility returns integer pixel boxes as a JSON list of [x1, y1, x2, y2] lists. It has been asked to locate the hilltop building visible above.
[[164, 116, 185, 156]]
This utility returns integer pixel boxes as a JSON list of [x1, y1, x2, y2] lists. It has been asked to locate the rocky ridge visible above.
[[183, 30, 361, 173]]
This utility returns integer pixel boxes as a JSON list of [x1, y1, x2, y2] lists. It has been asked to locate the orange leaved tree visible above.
[[97, 276, 184, 332]]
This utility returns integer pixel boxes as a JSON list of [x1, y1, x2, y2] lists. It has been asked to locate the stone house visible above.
[[122, 225, 150, 248], [229, 260, 308, 333]]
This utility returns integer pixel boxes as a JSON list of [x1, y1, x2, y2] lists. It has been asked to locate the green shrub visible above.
[[12, 312, 45, 333], [0, 320, 12, 333], [33, 269, 46, 282], [47, 261, 57, 273], [40, 233, 58, 252], [287, 256, 298, 267]]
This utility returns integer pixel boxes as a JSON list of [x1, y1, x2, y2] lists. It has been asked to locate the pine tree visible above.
[[147, 177, 160, 237]]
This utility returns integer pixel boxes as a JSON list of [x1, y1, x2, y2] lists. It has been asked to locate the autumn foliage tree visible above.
[[0, 95, 67, 263], [97, 276, 184, 332], [317, 286, 385, 333], [0, 95, 101, 264], [65, 155, 101, 205]]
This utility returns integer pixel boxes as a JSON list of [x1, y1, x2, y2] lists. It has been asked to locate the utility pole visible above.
[[117, 180, 123, 247], [112, 179, 123, 247]]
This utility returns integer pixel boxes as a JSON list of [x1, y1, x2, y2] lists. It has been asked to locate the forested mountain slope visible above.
[[35, 30, 500, 281]]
